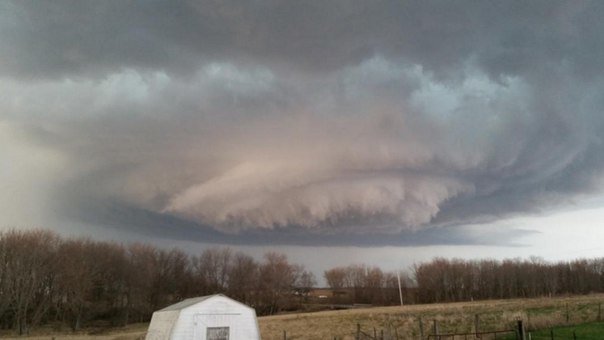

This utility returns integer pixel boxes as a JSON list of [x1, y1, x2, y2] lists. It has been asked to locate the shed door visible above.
[[194, 313, 240, 340], [207, 326, 229, 340]]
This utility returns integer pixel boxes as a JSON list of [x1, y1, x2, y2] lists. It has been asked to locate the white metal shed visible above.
[[145, 294, 260, 340]]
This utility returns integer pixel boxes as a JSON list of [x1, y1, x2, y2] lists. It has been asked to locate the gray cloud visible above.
[[4, 1, 603, 79], [1, 1, 604, 246]]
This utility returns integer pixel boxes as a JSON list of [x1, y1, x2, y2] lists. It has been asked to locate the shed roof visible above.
[[158, 294, 221, 312]]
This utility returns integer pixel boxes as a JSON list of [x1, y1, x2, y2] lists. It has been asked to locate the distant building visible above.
[[145, 294, 260, 340]]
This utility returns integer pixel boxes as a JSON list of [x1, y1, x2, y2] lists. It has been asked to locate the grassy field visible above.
[[259, 294, 604, 339], [0, 323, 149, 340], [3, 294, 604, 340], [521, 322, 604, 340]]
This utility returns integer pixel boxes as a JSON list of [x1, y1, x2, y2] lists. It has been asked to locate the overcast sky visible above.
[[2, 1, 604, 277]]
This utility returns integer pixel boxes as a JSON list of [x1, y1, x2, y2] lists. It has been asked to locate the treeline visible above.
[[324, 265, 414, 305], [413, 257, 604, 303], [0, 229, 315, 334], [323, 257, 604, 306], [3, 229, 604, 335]]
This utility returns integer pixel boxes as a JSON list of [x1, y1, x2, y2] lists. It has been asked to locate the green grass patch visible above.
[[529, 322, 604, 339], [499, 322, 604, 339]]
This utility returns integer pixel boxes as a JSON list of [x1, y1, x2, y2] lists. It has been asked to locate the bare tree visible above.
[[55, 239, 98, 330], [258, 252, 296, 314], [125, 243, 158, 322], [2, 230, 59, 334], [324, 268, 346, 290], [227, 252, 258, 303], [193, 248, 232, 294], [293, 266, 316, 302]]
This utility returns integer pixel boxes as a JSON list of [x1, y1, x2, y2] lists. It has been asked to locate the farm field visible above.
[[518, 322, 604, 340], [3, 294, 604, 340], [259, 294, 604, 339], [497, 322, 604, 340], [0, 323, 149, 340]]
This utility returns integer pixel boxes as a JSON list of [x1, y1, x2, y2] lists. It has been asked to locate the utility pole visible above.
[[397, 271, 404, 306]]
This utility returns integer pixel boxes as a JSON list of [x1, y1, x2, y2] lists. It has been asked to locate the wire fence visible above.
[[279, 301, 603, 339]]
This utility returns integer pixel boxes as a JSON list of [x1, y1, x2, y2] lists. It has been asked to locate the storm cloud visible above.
[[2, 1, 604, 245]]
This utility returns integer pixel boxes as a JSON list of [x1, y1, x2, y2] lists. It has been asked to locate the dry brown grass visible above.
[[258, 294, 604, 339], [4, 294, 604, 339], [0, 323, 148, 340]]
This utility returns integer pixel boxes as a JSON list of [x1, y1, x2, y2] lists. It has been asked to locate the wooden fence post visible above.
[[356, 323, 360, 340], [474, 314, 480, 338], [283, 330, 286, 340], [549, 328, 554, 340], [517, 320, 525, 340], [566, 303, 569, 323], [433, 319, 440, 340], [419, 317, 425, 340]]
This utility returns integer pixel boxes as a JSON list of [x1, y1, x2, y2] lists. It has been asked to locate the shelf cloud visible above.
[[2, 1, 604, 245]]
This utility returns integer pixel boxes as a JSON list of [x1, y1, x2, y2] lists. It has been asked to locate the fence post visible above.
[[356, 323, 360, 340], [381, 329, 384, 340], [283, 330, 286, 340], [419, 317, 425, 340], [573, 330, 577, 340], [374, 327, 377, 339], [433, 319, 440, 340], [474, 314, 480, 338], [517, 320, 525, 340], [549, 328, 554, 340], [566, 303, 569, 323]]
